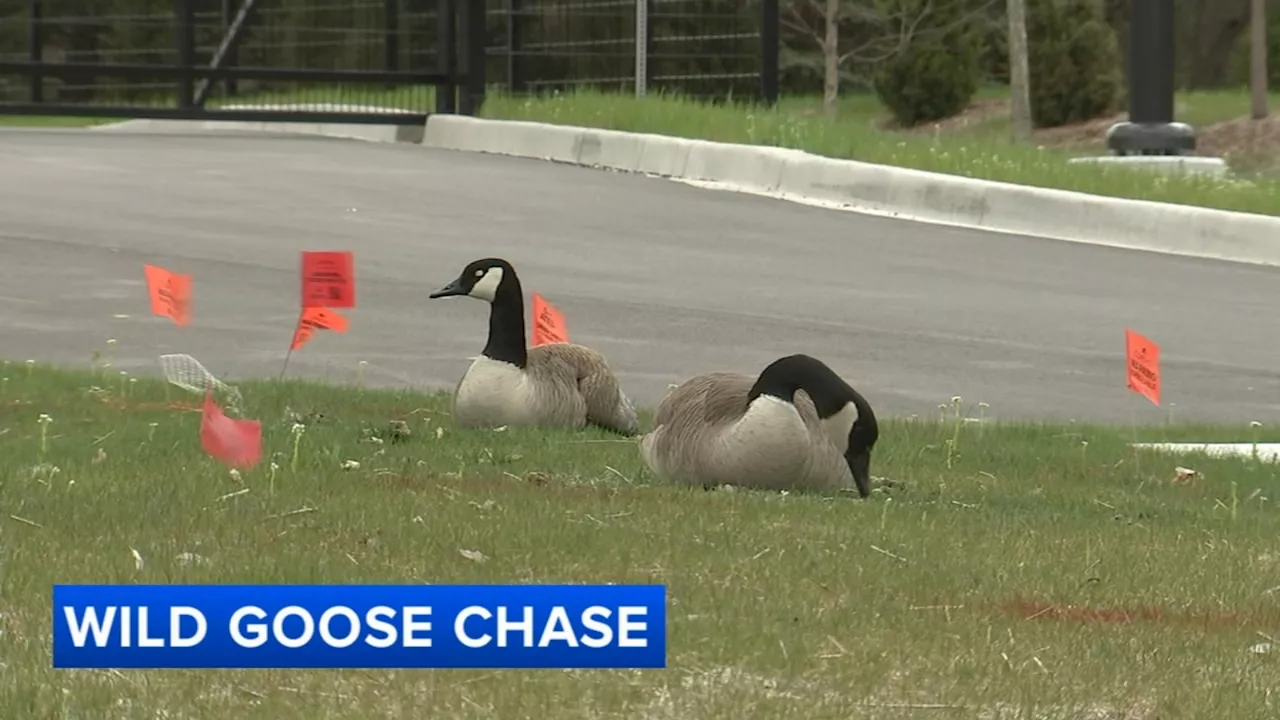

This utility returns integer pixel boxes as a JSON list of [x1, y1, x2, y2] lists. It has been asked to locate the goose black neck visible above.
[[482, 268, 528, 368], [746, 354, 852, 417]]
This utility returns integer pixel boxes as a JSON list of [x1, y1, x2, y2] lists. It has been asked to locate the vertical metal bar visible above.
[[508, 0, 524, 92], [435, 0, 457, 113], [385, 0, 401, 73], [634, 0, 647, 97], [459, 0, 486, 115], [1128, 0, 1174, 124], [758, 0, 778, 106], [175, 0, 196, 109], [220, 0, 236, 96], [28, 0, 43, 103]]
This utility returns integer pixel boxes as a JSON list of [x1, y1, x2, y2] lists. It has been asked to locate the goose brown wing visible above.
[[528, 343, 640, 436]]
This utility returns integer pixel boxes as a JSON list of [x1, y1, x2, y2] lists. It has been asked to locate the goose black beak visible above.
[[429, 279, 466, 299], [846, 450, 872, 498]]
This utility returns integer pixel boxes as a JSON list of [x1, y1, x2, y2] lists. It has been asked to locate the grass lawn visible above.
[[478, 86, 1280, 219], [3, 355, 1280, 718]]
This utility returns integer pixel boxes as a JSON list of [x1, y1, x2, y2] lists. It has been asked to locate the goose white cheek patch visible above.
[[469, 267, 503, 302]]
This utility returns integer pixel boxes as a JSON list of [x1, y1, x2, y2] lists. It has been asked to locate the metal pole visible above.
[[759, 0, 778, 105], [175, 0, 196, 110], [28, 0, 43, 103], [385, 0, 401, 75], [634, 0, 647, 97], [1105, 0, 1194, 155]]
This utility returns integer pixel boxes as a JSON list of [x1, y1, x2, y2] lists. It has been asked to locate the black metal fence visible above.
[[0, 0, 777, 124], [0, 0, 482, 122], [488, 0, 778, 102]]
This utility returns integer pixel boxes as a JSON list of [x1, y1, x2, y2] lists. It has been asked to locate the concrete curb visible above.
[[421, 115, 1280, 268], [92, 103, 425, 144]]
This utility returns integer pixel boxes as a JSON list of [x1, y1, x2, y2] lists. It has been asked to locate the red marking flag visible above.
[[531, 292, 568, 346], [290, 307, 349, 351], [301, 251, 355, 308], [200, 391, 262, 469], [1125, 328, 1160, 406], [143, 264, 192, 327]]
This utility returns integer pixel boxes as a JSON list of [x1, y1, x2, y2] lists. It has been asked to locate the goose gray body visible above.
[[430, 258, 639, 436], [640, 355, 878, 495]]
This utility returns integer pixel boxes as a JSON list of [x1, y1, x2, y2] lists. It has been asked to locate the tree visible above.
[[1007, 0, 1031, 140], [873, 0, 986, 127], [1252, 0, 1269, 119], [1026, 0, 1122, 128], [780, 0, 997, 118]]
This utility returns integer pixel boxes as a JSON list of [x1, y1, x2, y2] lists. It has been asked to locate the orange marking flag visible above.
[[531, 292, 569, 346], [1125, 328, 1161, 406], [200, 391, 262, 469], [143, 264, 192, 327], [290, 307, 350, 351], [301, 251, 355, 308]]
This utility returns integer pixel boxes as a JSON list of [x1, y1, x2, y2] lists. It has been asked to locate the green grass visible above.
[[4, 355, 1280, 718], [478, 86, 1280, 218]]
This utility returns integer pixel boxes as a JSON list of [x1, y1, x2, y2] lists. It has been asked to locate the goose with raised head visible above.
[[639, 354, 879, 496], [429, 257, 640, 436]]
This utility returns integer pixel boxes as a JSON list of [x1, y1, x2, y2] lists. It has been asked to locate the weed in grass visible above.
[[3, 358, 1280, 716]]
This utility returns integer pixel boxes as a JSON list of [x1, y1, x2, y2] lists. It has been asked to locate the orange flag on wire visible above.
[[143, 264, 192, 327], [1125, 328, 1161, 406], [200, 391, 262, 469], [531, 292, 568, 346], [301, 250, 355, 309], [290, 307, 349, 351]]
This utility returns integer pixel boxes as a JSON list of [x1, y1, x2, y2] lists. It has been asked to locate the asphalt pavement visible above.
[[2, 126, 1279, 424]]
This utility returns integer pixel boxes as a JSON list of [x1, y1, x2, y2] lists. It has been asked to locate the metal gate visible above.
[[0, 0, 488, 124]]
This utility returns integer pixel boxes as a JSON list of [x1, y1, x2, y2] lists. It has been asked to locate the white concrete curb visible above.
[[92, 104, 426, 144], [421, 114, 1280, 268]]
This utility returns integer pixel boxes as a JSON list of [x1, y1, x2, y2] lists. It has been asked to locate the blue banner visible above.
[[52, 584, 667, 669]]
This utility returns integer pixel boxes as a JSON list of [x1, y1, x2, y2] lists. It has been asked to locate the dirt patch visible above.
[[882, 97, 1013, 133], [1002, 596, 1278, 629], [1192, 115, 1280, 172], [888, 96, 1280, 171]]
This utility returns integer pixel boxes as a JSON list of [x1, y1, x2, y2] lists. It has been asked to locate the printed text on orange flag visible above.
[[1125, 328, 1160, 407], [531, 292, 569, 346], [290, 307, 350, 351], [143, 264, 192, 327], [301, 251, 356, 309]]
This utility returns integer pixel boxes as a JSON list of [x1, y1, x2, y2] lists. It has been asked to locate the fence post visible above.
[[759, 0, 778, 106], [385, 0, 401, 74], [459, 0, 486, 114], [508, 0, 525, 92], [220, 0, 237, 96], [435, 0, 457, 112], [28, 0, 43, 103], [175, 0, 196, 109], [634, 0, 648, 97]]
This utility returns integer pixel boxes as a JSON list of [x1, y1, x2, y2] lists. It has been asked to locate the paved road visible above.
[[1, 126, 1279, 424]]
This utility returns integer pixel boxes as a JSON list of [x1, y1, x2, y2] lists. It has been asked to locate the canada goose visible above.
[[639, 354, 879, 496], [428, 257, 640, 436]]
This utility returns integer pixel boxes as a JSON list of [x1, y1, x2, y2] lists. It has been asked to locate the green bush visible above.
[[1027, 0, 1124, 128], [873, 6, 983, 128]]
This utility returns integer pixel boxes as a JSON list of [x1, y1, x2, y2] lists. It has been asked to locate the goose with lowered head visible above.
[[639, 354, 879, 496]]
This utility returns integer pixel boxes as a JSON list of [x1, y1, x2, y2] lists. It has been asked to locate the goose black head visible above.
[[429, 258, 518, 304], [747, 354, 880, 498]]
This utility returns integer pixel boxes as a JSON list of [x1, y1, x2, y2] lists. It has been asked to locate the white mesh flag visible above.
[[159, 353, 245, 415]]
